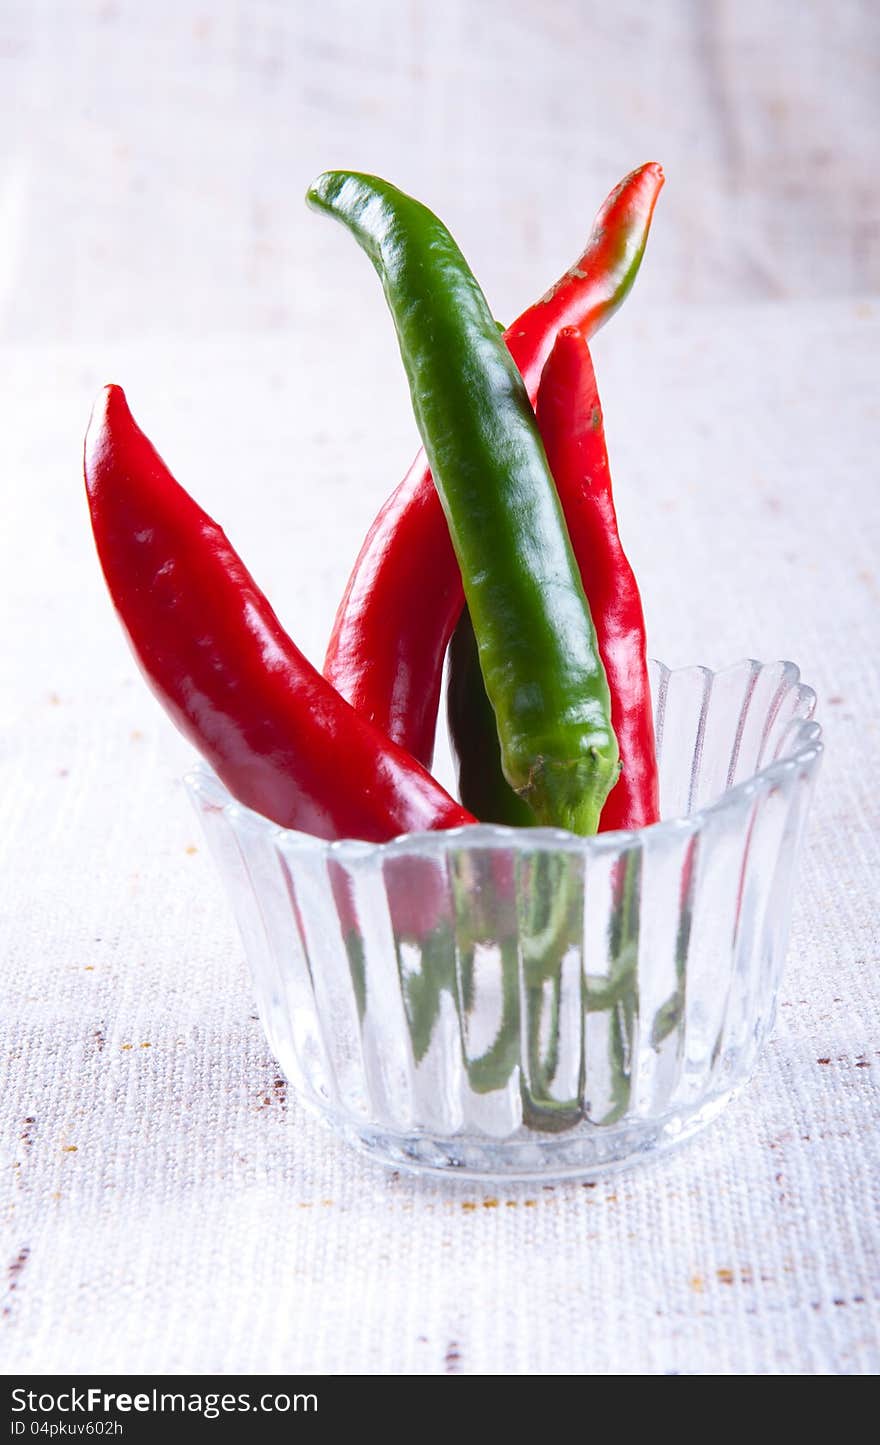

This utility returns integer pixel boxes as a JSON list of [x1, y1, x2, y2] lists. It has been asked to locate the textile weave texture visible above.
[[1, 301, 877, 1373]]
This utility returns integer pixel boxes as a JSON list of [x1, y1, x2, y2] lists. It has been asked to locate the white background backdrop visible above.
[[3, 0, 879, 344], [1, 1, 878, 1376]]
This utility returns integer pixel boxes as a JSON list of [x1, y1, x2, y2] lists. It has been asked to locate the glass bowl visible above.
[[186, 659, 822, 1180]]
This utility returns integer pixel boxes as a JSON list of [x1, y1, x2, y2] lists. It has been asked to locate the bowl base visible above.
[[326, 1089, 737, 1183]]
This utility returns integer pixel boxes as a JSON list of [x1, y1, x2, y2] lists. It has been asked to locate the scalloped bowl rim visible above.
[[185, 657, 823, 862]]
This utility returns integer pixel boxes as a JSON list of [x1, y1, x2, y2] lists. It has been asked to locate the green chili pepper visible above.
[[444, 319, 537, 828], [307, 171, 619, 835]]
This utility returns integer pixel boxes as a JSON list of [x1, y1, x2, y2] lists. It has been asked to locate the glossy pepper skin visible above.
[[323, 162, 664, 767], [538, 330, 659, 830], [450, 329, 660, 832], [84, 386, 474, 844], [308, 171, 618, 834]]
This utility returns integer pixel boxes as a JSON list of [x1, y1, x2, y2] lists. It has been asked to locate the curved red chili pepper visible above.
[[536, 329, 659, 831], [84, 386, 474, 843], [324, 162, 664, 767]]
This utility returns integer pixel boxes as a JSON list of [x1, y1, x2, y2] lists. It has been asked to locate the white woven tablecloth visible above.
[[1, 298, 878, 1375]]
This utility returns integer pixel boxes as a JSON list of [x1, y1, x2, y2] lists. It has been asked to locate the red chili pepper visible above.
[[84, 386, 474, 843], [536, 328, 659, 830], [324, 162, 664, 767]]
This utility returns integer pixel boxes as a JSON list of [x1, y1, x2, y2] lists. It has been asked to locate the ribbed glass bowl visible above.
[[186, 659, 822, 1180]]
